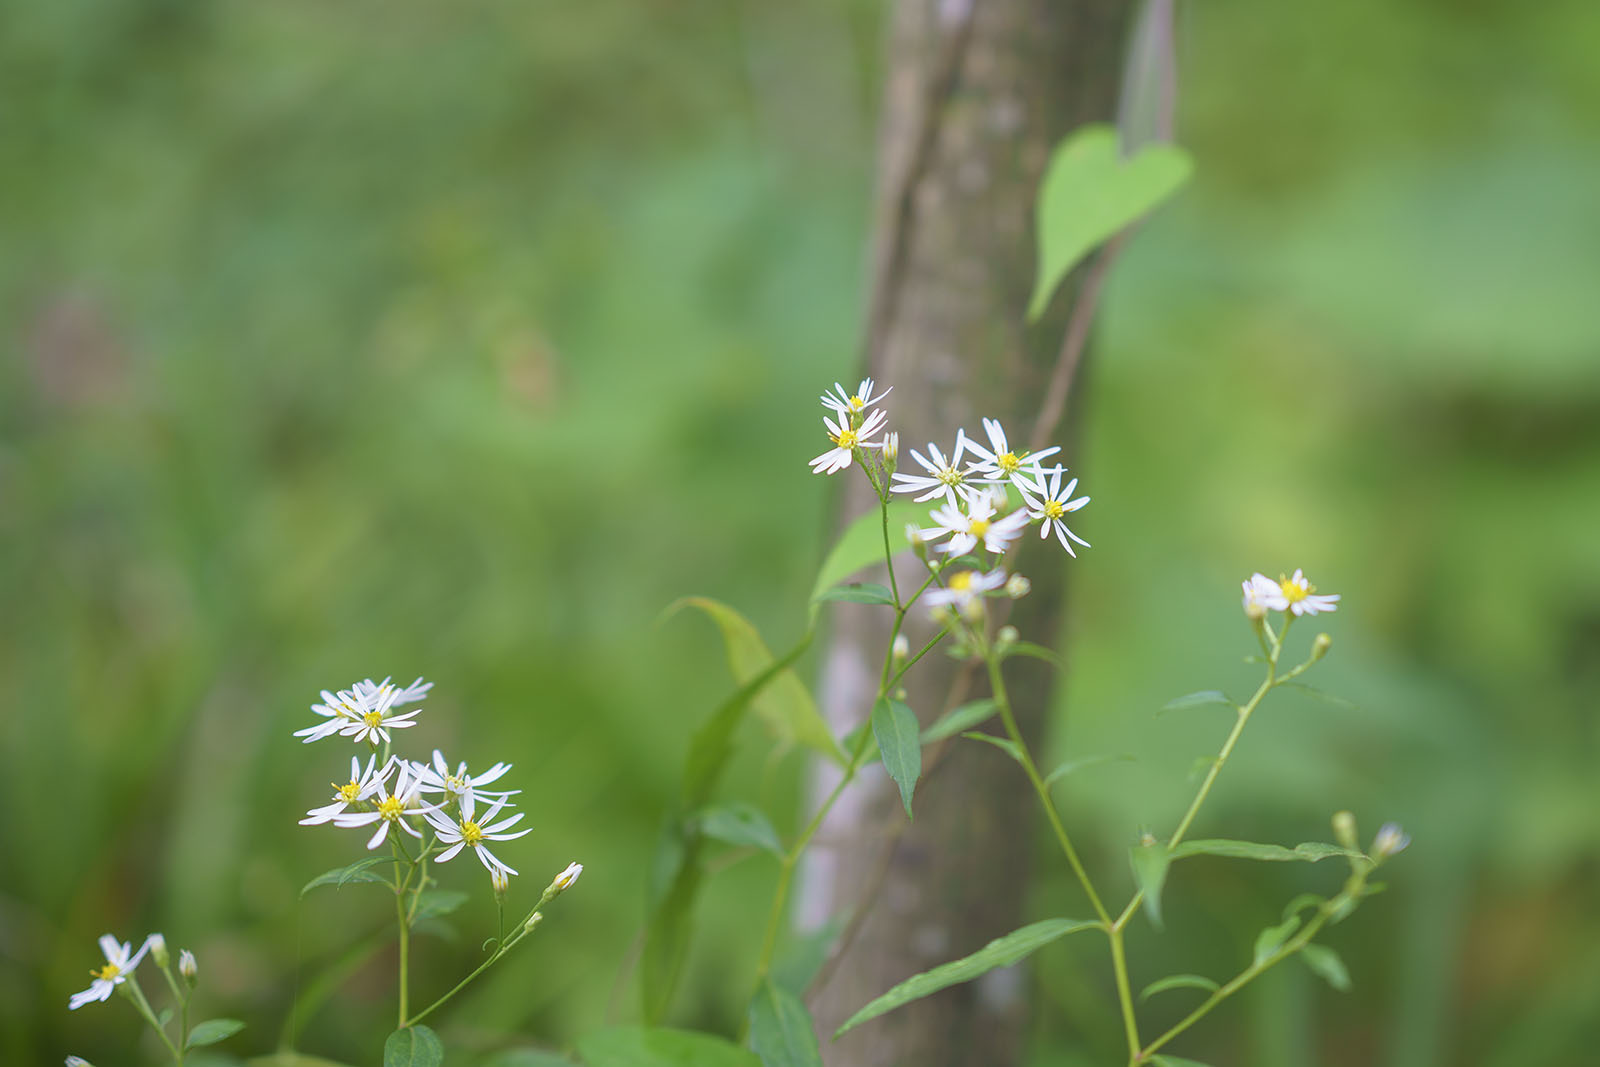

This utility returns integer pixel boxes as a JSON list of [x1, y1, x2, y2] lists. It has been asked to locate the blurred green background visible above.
[[3, 1, 1597, 1064]]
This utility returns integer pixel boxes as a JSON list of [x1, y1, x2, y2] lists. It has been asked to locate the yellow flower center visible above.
[[1279, 574, 1311, 603], [92, 963, 120, 981], [445, 773, 467, 794], [948, 571, 974, 591], [969, 517, 991, 537], [335, 779, 362, 803], [937, 467, 963, 487], [460, 819, 484, 847], [833, 427, 860, 449], [362, 710, 384, 728], [848, 395, 867, 412], [1044, 499, 1065, 520], [378, 795, 405, 821], [998, 451, 1022, 473]]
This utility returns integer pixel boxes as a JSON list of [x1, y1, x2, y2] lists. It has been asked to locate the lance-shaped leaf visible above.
[[1159, 690, 1234, 715], [872, 697, 922, 818], [1173, 839, 1362, 864], [1253, 915, 1302, 966], [921, 699, 998, 743], [835, 918, 1098, 1036], [1298, 942, 1352, 992], [809, 502, 927, 616], [1043, 753, 1134, 787], [667, 598, 842, 765], [1028, 124, 1193, 319], [300, 857, 393, 896], [683, 634, 814, 808], [695, 803, 783, 856], [1129, 837, 1172, 928], [813, 582, 895, 606], [748, 978, 823, 1067], [186, 1018, 245, 1048], [1139, 974, 1220, 1002], [961, 731, 1023, 764]]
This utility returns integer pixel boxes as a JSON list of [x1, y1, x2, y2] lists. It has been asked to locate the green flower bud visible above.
[[1332, 810, 1359, 852]]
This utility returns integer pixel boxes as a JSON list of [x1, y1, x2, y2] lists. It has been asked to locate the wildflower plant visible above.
[[67, 932, 241, 1065], [635, 375, 1408, 1067]]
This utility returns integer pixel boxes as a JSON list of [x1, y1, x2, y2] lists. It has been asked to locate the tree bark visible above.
[[802, 2, 1130, 1064]]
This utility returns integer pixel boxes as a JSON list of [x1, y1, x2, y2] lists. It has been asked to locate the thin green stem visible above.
[[879, 497, 903, 609], [983, 653, 1110, 925], [1108, 926, 1141, 1061], [125, 976, 183, 1065]]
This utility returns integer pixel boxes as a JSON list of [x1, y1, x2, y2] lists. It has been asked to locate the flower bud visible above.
[[145, 934, 169, 969], [1371, 822, 1410, 859], [67, 1057, 95, 1066], [1005, 574, 1031, 599], [490, 868, 510, 898], [524, 911, 544, 933], [178, 950, 198, 984], [882, 432, 899, 471], [1310, 632, 1332, 662], [891, 634, 909, 663], [905, 523, 927, 560], [547, 862, 583, 898], [1332, 810, 1359, 852], [995, 626, 1019, 656]]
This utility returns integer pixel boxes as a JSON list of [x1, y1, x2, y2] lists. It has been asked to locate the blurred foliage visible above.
[[2, 0, 1596, 1065]]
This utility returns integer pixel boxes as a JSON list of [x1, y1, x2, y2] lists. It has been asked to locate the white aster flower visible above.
[[412, 749, 518, 811], [964, 418, 1062, 487], [924, 568, 1008, 616], [354, 675, 433, 707], [821, 377, 892, 420], [292, 676, 430, 744], [336, 682, 423, 746], [922, 489, 1030, 557], [330, 760, 432, 850], [1017, 467, 1091, 556], [1253, 568, 1340, 616], [69, 935, 151, 1010], [548, 861, 583, 895], [292, 686, 367, 743], [890, 432, 973, 505], [809, 408, 888, 475], [1241, 574, 1275, 618], [423, 794, 530, 879], [300, 754, 392, 825]]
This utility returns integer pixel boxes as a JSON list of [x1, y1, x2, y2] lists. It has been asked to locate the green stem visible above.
[[879, 496, 903, 609], [125, 976, 184, 1065], [983, 653, 1109, 925], [404, 883, 562, 1029], [1108, 926, 1141, 1062]]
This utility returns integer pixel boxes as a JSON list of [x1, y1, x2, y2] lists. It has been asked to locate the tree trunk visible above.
[[802, 1, 1130, 1064]]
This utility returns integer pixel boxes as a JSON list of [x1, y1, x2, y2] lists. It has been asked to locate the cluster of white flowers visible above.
[[293, 678, 537, 884], [69, 933, 194, 1012]]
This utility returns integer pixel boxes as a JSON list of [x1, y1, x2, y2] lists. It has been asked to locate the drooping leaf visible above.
[[1299, 943, 1352, 992], [382, 1025, 443, 1067], [1282, 682, 1359, 710], [1129, 838, 1172, 928], [809, 502, 927, 614], [668, 598, 842, 765], [577, 1026, 759, 1067], [1173, 839, 1361, 864], [872, 697, 922, 818], [695, 803, 783, 856], [1028, 124, 1193, 319], [1159, 690, 1234, 715], [683, 633, 815, 808], [748, 978, 823, 1067], [812, 582, 895, 606], [412, 889, 469, 922], [299, 857, 393, 897], [920, 699, 998, 743], [834, 918, 1098, 1036], [1139, 974, 1220, 1002], [1253, 916, 1302, 966], [186, 1019, 246, 1048], [960, 731, 1023, 764], [1043, 753, 1134, 787]]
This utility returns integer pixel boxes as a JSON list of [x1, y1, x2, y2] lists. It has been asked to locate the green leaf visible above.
[[382, 1027, 443, 1067], [1299, 943, 1352, 992], [1001, 641, 1061, 666], [683, 633, 814, 809], [812, 582, 895, 606], [1159, 690, 1234, 714], [809, 502, 928, 615], [771, 918, 844, 998], [695, 803, 783, 856], [641, 822, 702, 1023], [1042, 753, 1134, 787], [157, 1007, 174, 1027], [1028, 124, 1193, 319], [668, 598, 842, 765], [1253, 916, 1302, 966], [834, 918, 1098, 1036], [1129, 838, 1171, 928], [1281, 893, 1325, 922], [1139, 974, 1220, 1002], [412, 889, 469, 922], [1150, 1057, 1216, 1067], [577, 1026, 759, 1067], [920, 699, 998, 743], [872, 697, 922, 818], [480, 1051, 582, 1067], [748, 978, 823, 1067], [1282, 682, 1359, 710], [960, 731, 1023, 763], [187, 1019, 246, 1049], [1173, 839, 1362, 864], [299, 857, 393, 897]]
